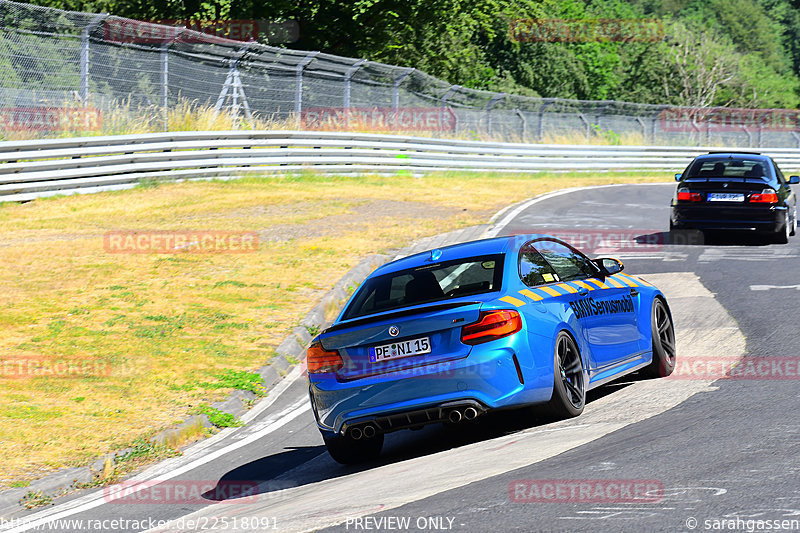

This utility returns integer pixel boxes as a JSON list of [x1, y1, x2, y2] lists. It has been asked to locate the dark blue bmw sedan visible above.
[[670, 152, 799, 243]]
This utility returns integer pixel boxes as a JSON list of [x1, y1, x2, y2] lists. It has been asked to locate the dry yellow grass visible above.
[[0, 170, 668, 487]]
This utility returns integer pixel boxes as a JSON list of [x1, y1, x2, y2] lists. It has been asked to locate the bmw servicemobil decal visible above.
[[569, 295, 634, 319]]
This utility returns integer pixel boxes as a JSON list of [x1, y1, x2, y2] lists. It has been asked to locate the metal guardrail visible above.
[[3, 131, 800, 202]]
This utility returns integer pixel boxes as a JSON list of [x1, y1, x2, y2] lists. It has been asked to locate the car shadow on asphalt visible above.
[[205, 381, 636, 503]]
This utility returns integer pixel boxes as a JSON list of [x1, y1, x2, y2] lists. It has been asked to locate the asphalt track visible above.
[[4, 182, 799, 533]]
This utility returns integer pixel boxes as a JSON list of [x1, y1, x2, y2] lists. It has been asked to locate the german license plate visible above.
[[369, 337, 431, 363], [707, 193, 744, 202]]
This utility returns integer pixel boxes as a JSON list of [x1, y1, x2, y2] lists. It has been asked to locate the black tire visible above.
[[643, 298, 676, 378], [545, 332, 585, 418], [323, 432, 384, 465], [771, 213, 790, 244]]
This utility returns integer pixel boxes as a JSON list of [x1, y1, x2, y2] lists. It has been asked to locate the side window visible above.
[[774, 162, 786, 185], [535, 240, 597, 282], [519, 244, 558, 287]]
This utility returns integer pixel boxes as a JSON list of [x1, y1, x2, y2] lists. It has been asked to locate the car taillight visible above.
[[677, 188, 703, 202], [749, 188, 778, 203], [461, 310, 522, 345], [306, 343, 343, 374]]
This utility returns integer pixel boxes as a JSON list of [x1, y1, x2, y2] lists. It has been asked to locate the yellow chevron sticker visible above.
[[620, 273, 647, 286], [500, 295, 526, 307], [614, 274, 639, 287], [572, 280, 596, 291], [556, 283, 577, 294], [538, 286, 562, 297], [585, 278, 609, 289], [606, 277, 626, 288], [519, 289, 544, 301]]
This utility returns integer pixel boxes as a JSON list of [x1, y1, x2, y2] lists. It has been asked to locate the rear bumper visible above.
[[671, 203, 785, 231], [308, 342, 552, 437]]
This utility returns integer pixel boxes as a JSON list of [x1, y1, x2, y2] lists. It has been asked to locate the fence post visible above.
[[343, 59, 366, 108], [538, 100, 554, 142], [295, 51, 319, 125], [160, 29, 183, 132], [515, 109, 527, 140], [392, 68, 414, 111], [440, 85, 460, 134], [486, 93, 505, 137], [79, 13, 108, 107]]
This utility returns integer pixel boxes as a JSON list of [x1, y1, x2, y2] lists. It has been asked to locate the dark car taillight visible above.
[[749, 188, 778, 204], [677, 188, 703, 202], [307, 343, 343, 374], [461, 310, 522, 345]]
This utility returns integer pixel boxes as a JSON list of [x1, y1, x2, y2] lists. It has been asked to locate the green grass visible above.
[[0, 168, 669, 489]]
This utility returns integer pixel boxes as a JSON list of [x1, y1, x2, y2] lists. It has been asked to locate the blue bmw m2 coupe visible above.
[[306, 234, 675, 464]]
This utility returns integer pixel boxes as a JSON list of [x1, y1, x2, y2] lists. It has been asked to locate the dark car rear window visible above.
[[341, 254, 504, 320], [685, 158, 772, 180]]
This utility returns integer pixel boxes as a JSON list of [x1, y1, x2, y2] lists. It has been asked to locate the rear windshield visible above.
[[341, 254, 504, 320], [685, 158, 773, 180]]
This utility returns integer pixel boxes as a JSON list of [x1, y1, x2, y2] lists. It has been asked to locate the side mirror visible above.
[[674, 173, 682, 182], [789, 175, 799, 185], [594, 257, 624, 276]]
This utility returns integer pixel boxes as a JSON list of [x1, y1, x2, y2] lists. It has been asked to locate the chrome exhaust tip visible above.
[[349, 427, 363, 440], [463, 407, 478, 420], [448, 410, 463, 423], [362, 424, 377, 438]]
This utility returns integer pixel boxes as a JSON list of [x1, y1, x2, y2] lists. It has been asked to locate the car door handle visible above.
[[577, 289, 588, 296], [629, 288, 639, 297]]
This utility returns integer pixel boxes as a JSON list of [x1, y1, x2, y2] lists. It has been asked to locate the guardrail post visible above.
[[343, 59, 366, 108], [79, 13, 108, 107], [392, 68, 414, 111], [486, 93, 505, 137], [295, 51, 319, 125], [792, 132, 800, 149]]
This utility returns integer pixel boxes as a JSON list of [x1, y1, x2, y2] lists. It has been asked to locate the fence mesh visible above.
[[1, 0, 799, 147]]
